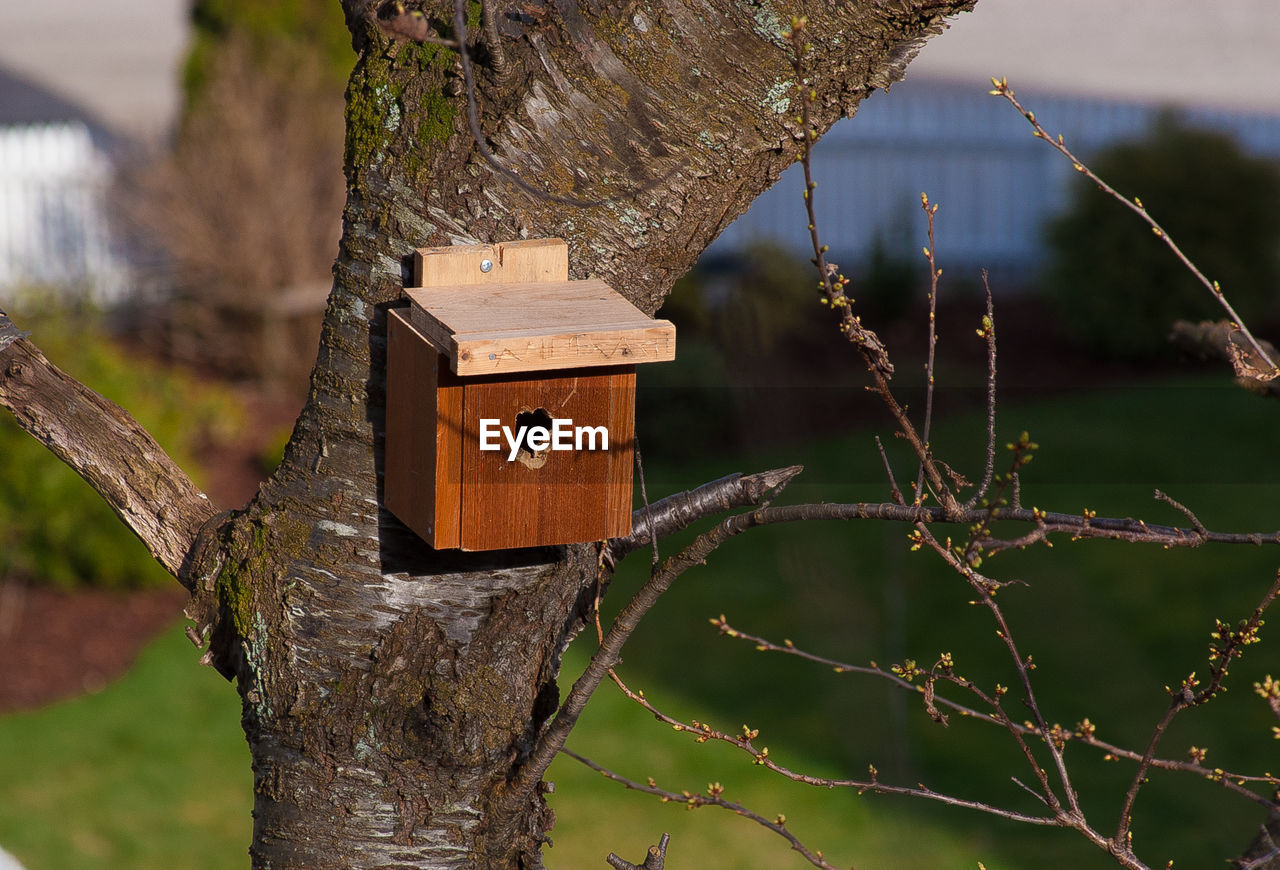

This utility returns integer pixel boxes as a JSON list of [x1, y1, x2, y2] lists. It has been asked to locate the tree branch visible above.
[[993, 79, 1279, 379], [715, 617, 1279, 809], [510, 470, 802, 805], [728, 500, 1280, 548], [1236, 817, 1280, 870], [567, 748, 841, 870], [1169, 320, 1280, 397], [605, 829, 670, 870], [607, 466, 804, 563], [0, 311, 218, 582], [964, 272, 999, 510]]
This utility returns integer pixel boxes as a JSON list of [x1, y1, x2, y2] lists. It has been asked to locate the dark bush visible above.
[[665, 243, 815, 356], [1042, 114, 1280, 360], [858, 230, 921, 324], [640, 245, 819, 460]]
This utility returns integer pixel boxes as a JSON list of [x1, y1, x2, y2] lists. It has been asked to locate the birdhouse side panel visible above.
[[385, 309, 464, 548]]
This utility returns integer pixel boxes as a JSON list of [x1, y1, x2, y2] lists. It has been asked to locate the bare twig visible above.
[[964, 272, 999, 510], [788, 19, 892, 378], [1114, 570, 1280, 854], [1153, 489, 1208, 539], [910, 517, 1079, 818], [607, 830, 670, 870], [680, 499, 1280, 549], [568, 749, 840, 870], [714, 618, 1279, 808], [992, 78, 1278, 378], [788, 19, 963, 520], [0, 311, 219, 581], [510, 471, 802, 803], [875, 435, 906, 505], [594, 669, 1062, 827], [634, 438, 661, 572], [915, 193, 942, 504], [959, 435, 1037, 568]]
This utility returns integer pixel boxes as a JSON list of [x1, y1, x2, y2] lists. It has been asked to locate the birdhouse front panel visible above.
[[384, 238, 672, 551], [458, 366, 635, 550]]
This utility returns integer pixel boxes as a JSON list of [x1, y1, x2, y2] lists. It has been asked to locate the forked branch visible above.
[[567, 748, 841, 870], [715, 617, 1280, 809], [605, 829, 670, 870], [508, 467, 802, 805]]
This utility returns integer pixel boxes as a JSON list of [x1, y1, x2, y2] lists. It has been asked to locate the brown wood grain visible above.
[[459, 367, 635, 550], [413, 238, 569, 286], [404, 279, 675, 375], [604, 369, 637, 539], [385, 309, 463, 548]]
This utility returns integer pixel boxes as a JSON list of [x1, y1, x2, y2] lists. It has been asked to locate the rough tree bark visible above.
[[1, 2, 973, 867]]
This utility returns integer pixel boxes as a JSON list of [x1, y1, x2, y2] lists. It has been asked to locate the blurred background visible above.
[[1, 2, 1279, 868]]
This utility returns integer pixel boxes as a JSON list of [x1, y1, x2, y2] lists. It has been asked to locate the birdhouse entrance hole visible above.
[[512, 408, 554, 469]]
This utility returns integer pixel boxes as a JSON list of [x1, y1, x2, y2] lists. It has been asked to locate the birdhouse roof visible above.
[[402, 279, 675, 376]]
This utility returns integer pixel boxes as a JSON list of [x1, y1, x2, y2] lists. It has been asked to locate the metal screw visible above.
[[480, 259, 493, 273]]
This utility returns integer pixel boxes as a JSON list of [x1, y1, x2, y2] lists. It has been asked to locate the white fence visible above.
[[0, 122, 128, 304], [707, 78, 1280, 282]]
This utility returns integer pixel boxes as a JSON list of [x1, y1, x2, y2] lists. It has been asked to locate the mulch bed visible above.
[[0, 584, 188, 713]]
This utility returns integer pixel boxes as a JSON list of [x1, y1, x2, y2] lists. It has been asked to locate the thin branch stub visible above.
[[607, 832, 670, 870]]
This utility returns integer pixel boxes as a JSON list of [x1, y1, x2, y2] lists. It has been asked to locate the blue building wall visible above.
[[706, 77, 1280, 284]]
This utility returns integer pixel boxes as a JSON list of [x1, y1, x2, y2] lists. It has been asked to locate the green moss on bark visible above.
[[345, 35, 459, 192], [344, 52, 399, 172], [211, 509, 312, 722]]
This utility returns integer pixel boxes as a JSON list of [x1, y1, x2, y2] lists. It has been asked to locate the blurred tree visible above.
[[859, 230, 920, 323], [122, 0, 350, 387], [1043, 113, 1280, 360]]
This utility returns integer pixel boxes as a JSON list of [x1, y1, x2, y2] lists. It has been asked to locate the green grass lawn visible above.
[[545, 644, 1006, 870], [0, 623, 251, 869], [0, 374, 1275, 869]]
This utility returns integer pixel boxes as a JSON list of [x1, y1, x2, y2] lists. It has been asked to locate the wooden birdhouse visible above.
[[385, 238, 676, 550]]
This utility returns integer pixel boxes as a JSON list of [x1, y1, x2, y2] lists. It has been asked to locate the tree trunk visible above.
[[180, 2, 976, 866], [21, 2, 972, 867]]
